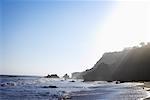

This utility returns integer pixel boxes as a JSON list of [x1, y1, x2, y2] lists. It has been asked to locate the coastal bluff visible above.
[[73, 43, 150, 82]]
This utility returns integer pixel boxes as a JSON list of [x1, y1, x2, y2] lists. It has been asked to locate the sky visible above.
[[0, 0, 150, 76]]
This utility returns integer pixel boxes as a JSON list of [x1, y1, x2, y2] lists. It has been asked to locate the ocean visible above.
[[0, 75, 149, 100]]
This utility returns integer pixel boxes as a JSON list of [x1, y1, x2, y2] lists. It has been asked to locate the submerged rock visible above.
[[69, 80, 75, 82], [42, 85, 58, 88], [0, 82, 16, 87]]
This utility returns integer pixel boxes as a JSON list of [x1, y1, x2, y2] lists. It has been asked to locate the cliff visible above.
[[82, 43, 150, 81], [83, 50, 129, 81], [113, 44, 150, 81]]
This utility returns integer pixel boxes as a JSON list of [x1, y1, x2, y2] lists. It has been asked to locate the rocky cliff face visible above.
[[82, 50, 129, 81], [82, 43, 150, 81], [113, 44, 150, 81], [71, 72, 83, 79]]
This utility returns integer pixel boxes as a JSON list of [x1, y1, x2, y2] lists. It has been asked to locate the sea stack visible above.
[[45, 74, 59, 78]]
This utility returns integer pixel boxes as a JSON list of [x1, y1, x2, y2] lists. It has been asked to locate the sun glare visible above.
[[95, 1, 150, 54]]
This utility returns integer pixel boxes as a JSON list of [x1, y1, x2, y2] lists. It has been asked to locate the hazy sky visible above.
[[1, 0, 150, 76]]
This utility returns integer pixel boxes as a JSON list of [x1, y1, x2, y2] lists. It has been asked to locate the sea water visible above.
[[0, 75, 149, 100]]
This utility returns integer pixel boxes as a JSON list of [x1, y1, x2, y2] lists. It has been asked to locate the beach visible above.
[[69, 82, 150, 100]]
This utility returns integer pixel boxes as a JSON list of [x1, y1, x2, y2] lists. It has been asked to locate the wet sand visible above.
[[144, 82, 150, 88], [143, 82, 150, 100], [68, 82, 149, 100]]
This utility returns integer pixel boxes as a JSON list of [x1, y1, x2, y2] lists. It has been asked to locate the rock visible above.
[[71, 72, 83, 79], [82, 43, 150, 82], [113, 44, 150, 81], [45, 74, 59, 78], [42, 85, 58, 88], [0, 82, 16, 87], [63, 93, 71, 99], [63, 74, 70, 80], [69, 80, 75, 82], [115, 81, 120, 84], [7, 82, 15, 86], [144, 97, 150, 100], [0, 83, 6, 87]]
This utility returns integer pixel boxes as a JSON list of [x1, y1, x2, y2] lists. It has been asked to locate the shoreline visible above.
[[142, 82, 150, 100], [64, 82, 150, 100]]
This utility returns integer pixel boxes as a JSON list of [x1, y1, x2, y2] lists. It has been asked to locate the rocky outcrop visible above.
[[72, 51, 128, 80], [71, 72, 83, 79], [82, 43, 150, 81], [45, 74, 59, 78], [63, 74, 70, 80], [83, 63, 112, 81], [113, 44, 150, 81], [83, 50, 129, 81]]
